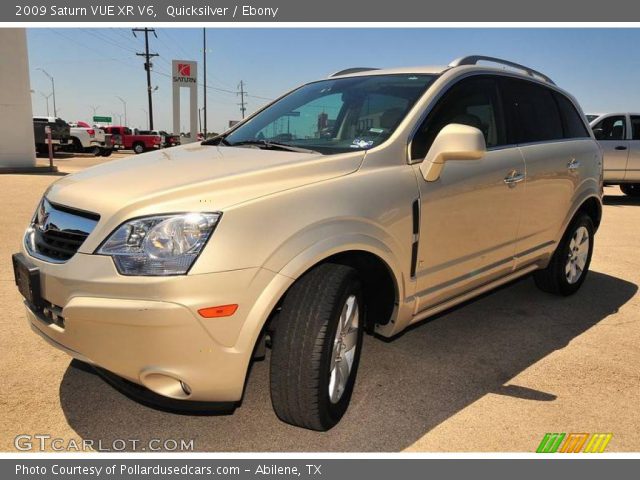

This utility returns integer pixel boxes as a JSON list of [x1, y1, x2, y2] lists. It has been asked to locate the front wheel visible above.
[[620, 184, 640, 197], [270, 263, 364, 431], [534, 214, 594, 296]]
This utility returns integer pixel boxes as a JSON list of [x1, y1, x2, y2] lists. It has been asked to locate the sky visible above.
[[26, 28, 640, 134]]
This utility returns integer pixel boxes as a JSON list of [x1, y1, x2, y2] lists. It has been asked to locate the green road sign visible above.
[[92, 116, 112, 123]]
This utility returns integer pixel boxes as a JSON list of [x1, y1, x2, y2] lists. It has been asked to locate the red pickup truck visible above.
[[103, 126, 162, 154]]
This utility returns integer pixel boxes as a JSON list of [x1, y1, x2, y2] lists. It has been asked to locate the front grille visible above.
[[26, 198, 99, 263], [33, 227, 88, 261]]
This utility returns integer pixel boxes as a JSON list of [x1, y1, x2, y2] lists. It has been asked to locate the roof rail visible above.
[[449, 55, 555, 85], [329, 67, 379, 78]]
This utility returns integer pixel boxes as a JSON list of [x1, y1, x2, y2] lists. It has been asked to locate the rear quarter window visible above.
[[554, 93, 590, 139]]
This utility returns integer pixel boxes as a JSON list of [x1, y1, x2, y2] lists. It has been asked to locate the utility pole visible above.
[[37, 68, 57, 117], [132, 28, 158, 130], [116, 96, 127, 127], [203, 28, 207, 138], [238, 81, 247, 119]]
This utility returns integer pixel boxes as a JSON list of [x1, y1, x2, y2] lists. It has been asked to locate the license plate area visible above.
[[12, 253, 43, 311]]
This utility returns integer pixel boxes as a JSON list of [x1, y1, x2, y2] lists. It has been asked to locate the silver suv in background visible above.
[[589, 113, 640, 196]]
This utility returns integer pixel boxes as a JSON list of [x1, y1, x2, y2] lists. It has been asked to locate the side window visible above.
[[411, 76, 505, 160], [554, 93, 590, 139], [503, 79, 563, 143], [630, 116, 640, 140], [592, 116, 626, 141]]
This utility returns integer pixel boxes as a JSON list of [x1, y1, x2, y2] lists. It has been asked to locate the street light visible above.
[[37, 68, 57, 117], [116, 96, 127, 127], [40, 91, 53, 116]]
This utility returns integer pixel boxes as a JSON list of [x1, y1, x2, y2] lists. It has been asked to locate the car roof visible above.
[[587, 113, 640, 124]]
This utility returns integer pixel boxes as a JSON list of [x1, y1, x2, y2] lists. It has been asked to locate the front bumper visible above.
[[19, 249, 291, 403]]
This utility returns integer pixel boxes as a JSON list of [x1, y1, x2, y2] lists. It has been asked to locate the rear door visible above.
[[626, 115, 640, 181], [502, 77, 594, 266], [592, 114, 630, 182]]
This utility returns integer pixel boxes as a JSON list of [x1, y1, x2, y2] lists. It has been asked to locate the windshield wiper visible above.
[[227, 140, 318, 154], [201, 135, 230, 146]]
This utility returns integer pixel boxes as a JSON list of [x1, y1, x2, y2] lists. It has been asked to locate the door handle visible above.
[[567, 159, 581, 170], [504, 170, 525, 187], [615, 145, 628, 151]]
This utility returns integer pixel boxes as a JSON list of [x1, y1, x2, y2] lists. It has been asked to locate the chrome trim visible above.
[[504, 171, 526, 186], [24, 198, 99, 263]]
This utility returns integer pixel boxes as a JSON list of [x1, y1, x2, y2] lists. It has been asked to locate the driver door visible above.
[[410, 75, 525, 312]]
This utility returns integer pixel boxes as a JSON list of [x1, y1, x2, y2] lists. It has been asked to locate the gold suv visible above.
[[13, 56, 603, 431]]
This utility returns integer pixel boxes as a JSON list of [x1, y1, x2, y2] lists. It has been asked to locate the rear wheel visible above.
[[133, 143, 145, 154], [533, 214, 594, 296], [270, 263, 364, 431], [99, 148, 113, 157], [620, 184, 640, 197]]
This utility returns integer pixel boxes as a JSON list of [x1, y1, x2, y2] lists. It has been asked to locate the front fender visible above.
[[263, 219, 410, 302]]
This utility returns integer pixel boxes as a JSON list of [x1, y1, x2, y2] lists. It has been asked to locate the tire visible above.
[[71, 137, 83, 153], [100, 148, 113, 157], [133, 143, 145, 154], [533, 214, 594, 296], [88, 146, 101, 156], [270, 263, 364, 431], [620, 184, 640, 197]]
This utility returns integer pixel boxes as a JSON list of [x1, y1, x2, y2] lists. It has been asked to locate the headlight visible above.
[[97, 212, 221, 276]]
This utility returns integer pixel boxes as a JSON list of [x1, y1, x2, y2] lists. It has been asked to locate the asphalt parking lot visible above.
[[1, 154, 639, 452]]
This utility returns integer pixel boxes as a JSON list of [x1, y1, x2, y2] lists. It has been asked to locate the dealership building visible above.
[[0, 29, 36, 170]]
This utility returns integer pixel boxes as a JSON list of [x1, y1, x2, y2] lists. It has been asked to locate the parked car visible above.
[[160, 131, 181, 148], [32, 116, 70, 155], [65, 121, 113, 157], [588, 113, 640, 196], [102, 126, 162, 154], [14, 56, 602, 431], [135, 130, 180, 148]]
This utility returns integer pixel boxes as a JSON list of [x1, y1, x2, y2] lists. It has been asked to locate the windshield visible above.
[[222, 74, 437, 154]]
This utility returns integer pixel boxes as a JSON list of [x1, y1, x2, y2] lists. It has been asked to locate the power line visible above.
[[132, 28, 159, 130]]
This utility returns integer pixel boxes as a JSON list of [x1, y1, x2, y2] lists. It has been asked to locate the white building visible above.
[[0, 29, 36, 170]]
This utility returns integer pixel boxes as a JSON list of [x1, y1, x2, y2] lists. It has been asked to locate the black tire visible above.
[[99, 148, 113, 157], [533, 214, 594, 296], [270, 263, 364, 431], [133, 143, 145, 154], [620, 184, 640, 197], [71, 137, 83, 153]]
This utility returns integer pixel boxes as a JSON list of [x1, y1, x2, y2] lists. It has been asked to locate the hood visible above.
[[46, 143, 364, 220]]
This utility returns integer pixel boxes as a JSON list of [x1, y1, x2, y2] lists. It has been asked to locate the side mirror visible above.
[[419, 123, 486, 182], [592, 128, 604, 141]]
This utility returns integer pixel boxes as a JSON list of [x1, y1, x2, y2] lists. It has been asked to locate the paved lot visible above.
[[1, 155, 639, 452]]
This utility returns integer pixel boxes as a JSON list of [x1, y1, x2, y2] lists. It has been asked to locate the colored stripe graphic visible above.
[[559, 433, 589, 453], [584, 433, 613, 453], [536, 433, 566, 453], [536, 433, 613, 453]]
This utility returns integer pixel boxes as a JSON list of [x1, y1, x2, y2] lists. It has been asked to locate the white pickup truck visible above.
[[589, 113, 640, 196], [66, 121, 113, 157]]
